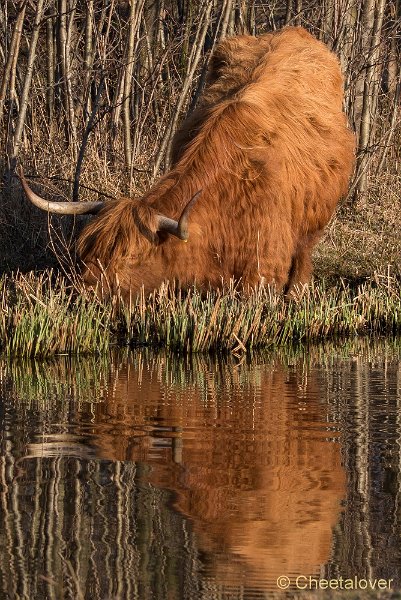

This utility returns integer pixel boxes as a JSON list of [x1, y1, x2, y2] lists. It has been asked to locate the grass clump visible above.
[[121, 277, 401, 353], [0, 271, 111, 357], [0, 271, 401, 358]]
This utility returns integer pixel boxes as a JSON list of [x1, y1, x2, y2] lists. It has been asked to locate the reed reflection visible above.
[[20, 352, 345, 590]]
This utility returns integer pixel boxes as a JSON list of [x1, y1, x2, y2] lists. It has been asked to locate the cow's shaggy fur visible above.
[[78, 26, 355, 297]]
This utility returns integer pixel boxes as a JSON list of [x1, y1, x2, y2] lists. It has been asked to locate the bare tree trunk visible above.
[[295, 0, 302, 25], [73, 79, 105, 201], [0, 4, 6, 65], [46, 3, 56, 129], [82, 0, 94, 117], [285, 0, 293, 25], [0, 1, 27, 123], [57, 0, 77, 152], [122, 0, 145, 177], [355, 0, 386, 197], [321, 0, 335, 43], [111, 69, 125, 137], [386, 0, 400, 97], [65, 0, 78, 150], [376, 67, 400, 173], [11, 0, 45, 164], [220, 0, 234, 39], [123, 1, 138, 173], [246, 0, 256, 34]]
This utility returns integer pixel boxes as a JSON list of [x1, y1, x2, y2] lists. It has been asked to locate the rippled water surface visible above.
[[1, 339, 401, 599]]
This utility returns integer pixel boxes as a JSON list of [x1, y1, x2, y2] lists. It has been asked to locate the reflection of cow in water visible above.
[[19, 27, 355, 298], [33, 354, 344, 589]]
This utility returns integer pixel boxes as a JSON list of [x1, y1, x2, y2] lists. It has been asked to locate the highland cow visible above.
[[19, 26, 355, 298]]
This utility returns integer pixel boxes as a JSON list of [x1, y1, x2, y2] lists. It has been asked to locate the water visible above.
[[0, 339, 401, 599]]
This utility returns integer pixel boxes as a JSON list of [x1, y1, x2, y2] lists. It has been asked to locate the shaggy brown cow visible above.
[[19, 26, 355, 298]]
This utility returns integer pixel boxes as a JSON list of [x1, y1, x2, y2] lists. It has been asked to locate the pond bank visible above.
[[1, 270, 400, 357]]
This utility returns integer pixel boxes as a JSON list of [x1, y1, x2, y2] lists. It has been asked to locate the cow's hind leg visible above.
[[284, 232, 322, 297]]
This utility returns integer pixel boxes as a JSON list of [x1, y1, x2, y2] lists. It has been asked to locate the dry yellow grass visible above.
[[314, 171, 401, 282]]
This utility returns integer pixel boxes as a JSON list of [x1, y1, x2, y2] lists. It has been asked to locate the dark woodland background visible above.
[[0, 0, 400, 276]]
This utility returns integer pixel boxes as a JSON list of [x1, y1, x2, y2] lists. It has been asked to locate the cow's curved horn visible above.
[[16, 166, 104, 215], [156, 190, 202, 241]]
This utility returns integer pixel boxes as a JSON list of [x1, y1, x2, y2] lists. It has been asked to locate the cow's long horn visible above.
[[156, 190, 202, 241], [16, 166, 104, 215]]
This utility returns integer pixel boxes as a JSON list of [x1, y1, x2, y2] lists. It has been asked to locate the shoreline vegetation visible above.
[[1, 270, 400, 358]]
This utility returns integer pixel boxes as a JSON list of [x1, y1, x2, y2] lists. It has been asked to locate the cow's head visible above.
[[17, 166, 200, 298]]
